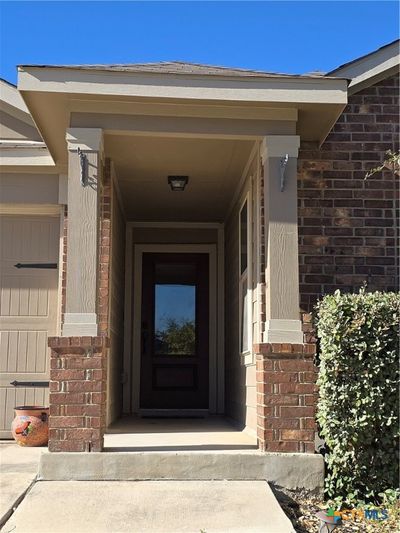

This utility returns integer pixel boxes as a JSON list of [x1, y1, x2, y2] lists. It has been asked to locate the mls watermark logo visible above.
[[327, 506, 389, 521]]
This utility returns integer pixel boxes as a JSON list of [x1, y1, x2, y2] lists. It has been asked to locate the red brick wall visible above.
[[98, 159, 112, 337], [48, 336, 108, 452], [255, 343, 317, 453], [298, 74, 399, 312]]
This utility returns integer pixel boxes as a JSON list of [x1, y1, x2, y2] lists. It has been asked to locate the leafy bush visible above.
[[315, 289, 400, 504]]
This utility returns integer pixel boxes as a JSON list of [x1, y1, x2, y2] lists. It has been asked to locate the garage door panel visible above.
[[0, 215, 59, 438], [0, 218, 59, 263], [0, 274, 57, 317], [0, 330, 49, 375]]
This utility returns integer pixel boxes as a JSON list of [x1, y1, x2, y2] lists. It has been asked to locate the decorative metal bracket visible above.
[[78, 147, 89, 187], [10, 380, 49, 388], [14, 263, 57, 269], [279, 153, 289, 192]]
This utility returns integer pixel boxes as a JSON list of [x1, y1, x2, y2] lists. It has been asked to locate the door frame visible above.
[[126, 239, 222, 415]]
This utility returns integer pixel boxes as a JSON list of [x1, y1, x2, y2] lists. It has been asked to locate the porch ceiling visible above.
[[106, 134, 254, 222]]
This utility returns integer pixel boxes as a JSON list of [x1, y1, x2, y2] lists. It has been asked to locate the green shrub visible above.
[[315, 289, 400, 505]]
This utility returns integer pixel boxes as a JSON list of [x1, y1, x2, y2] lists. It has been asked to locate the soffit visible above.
[[106, 134, 254, 222]]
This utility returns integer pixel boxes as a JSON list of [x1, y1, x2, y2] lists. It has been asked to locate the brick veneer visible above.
[[298, 74, 399, 312], [254, 343, 317, 453], [60, 205, 68, 322], [48, 336, 108, 452], [98, 159, 112, 336], [49, 158, 112, 452]]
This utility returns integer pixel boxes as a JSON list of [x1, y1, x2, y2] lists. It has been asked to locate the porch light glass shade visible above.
[[168, 175, 189, 191]]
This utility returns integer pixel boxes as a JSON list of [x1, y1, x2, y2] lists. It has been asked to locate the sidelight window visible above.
[[239, 195, 252, 355]]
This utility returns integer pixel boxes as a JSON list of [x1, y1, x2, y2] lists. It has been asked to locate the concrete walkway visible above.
[[2, 480, 294, 533], [0, 441, 43, 527]]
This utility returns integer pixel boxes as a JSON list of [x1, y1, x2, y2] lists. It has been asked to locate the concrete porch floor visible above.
[[104, 416, 258, 452]]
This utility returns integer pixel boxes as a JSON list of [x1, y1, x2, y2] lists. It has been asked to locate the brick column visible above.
[[48, 336, 108, 452], [255, 342, 317, 453]]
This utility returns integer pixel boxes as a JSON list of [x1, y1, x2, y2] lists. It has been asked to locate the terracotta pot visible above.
[[11, 406, 49, 447]]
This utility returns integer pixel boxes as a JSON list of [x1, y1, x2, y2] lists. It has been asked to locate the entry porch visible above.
[[16, 62, 347, 456], [47, 127, 317, 456]]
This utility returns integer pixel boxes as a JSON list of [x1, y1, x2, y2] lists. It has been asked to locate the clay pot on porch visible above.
[[11, 406, 49, 447]]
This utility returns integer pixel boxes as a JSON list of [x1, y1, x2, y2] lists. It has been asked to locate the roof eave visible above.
[[18, 65, 348, 106], [329, 40, 399, 94]]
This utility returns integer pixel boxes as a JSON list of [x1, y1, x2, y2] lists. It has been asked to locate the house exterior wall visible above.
[[225, 149, 260, 433], [298, 73, 399, 314], [0, 173, 59, 204]]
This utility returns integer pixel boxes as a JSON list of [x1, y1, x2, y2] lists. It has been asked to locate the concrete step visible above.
[[38, 450, 324, 493]]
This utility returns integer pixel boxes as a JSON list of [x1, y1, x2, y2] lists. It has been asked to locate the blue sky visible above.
[[155, 285, 195, 331], [0, 1, 398, 85]]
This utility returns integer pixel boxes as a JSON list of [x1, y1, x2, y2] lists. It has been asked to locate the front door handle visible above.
[[142, 322, 148, 354]]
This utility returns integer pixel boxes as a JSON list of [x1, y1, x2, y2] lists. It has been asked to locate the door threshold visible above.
[[138, 409, 209, 418]]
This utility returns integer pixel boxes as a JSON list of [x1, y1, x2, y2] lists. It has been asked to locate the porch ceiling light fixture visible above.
[[168, 175, 189, 192]]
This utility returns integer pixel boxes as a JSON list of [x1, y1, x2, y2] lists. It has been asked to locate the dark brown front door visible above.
[[140, 253, 209, 409]]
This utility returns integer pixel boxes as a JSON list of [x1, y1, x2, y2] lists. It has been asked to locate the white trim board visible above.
[[0, 146, 55, 166]]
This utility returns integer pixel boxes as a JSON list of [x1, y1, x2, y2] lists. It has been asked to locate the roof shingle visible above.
[[17, 60, 337, 79]]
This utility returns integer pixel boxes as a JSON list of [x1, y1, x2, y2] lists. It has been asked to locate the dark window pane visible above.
[[154, 265, 196, 356], [240, 201, 248, 275], [240, 277, 249, 353]]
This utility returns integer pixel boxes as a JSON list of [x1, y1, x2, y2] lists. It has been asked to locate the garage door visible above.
[[0, 215, 59, 438]]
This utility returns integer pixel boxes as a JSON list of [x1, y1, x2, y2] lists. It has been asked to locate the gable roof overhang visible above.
[[0, 78, 32, 124], [17, 64, 348, 166], [0, 78, 56, 168], [329, 39, 399, 95]]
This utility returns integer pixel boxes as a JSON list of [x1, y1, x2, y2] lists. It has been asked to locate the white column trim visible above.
[[63, 313, 98, 336], [261, 135, 300, 164], [264, 319, 303, 344], [262, 134, 302, 344], [66, 128, 104, 153], [62, 131, 103, 337]]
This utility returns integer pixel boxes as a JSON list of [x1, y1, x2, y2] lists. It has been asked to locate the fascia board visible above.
[[18, 67, 348, 106]]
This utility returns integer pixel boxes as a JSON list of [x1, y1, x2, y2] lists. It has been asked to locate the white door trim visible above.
[[122, 222, 225, 415], [127, 242, 220, 415]]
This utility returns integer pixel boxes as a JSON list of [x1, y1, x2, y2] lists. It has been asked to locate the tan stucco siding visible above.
[[0, 110, 42, 141], [0, 173, 59, 204]]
